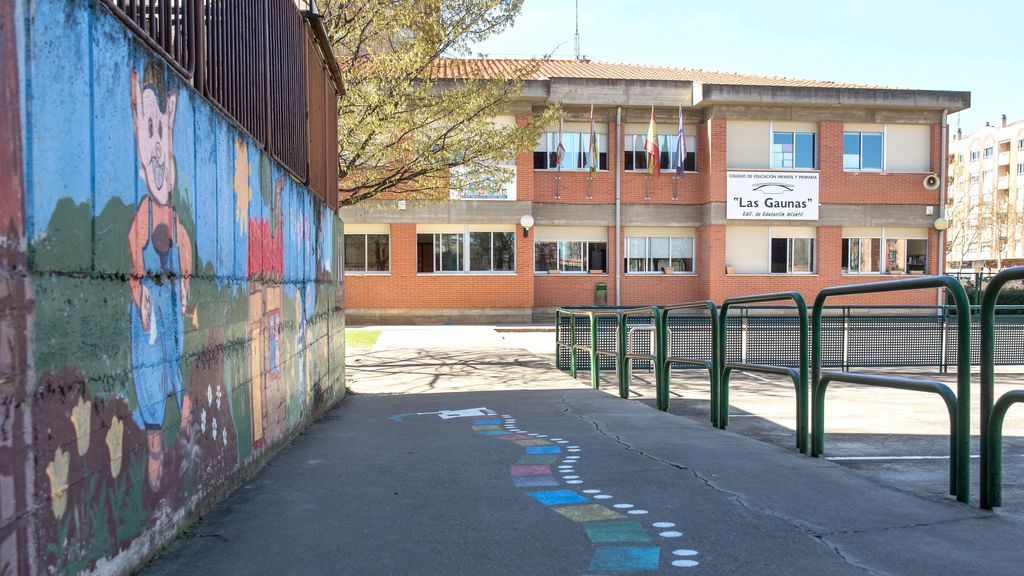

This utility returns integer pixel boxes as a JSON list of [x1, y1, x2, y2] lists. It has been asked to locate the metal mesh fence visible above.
[[556, 308, 1024, 371]]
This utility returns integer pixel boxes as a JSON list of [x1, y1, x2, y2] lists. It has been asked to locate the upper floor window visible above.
[[843, 132, 883, 171], [1018, 163, 1024, 176], [971, 150, 981, 162], [533, 132, 607, 171], [984, 147, 994, 158], [535, 240, 607, 273], [623, 134, 697, 172], [417, 229, 515, 273], [957, 153, 964, 163], [771, 132, 816, 169], [1019, 139, 1024, 151], [625, 236, 695, 273], [344, 233, 390, 273]]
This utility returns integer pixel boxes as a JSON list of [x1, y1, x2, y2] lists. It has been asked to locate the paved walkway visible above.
[[145, 327, 1024, 575]]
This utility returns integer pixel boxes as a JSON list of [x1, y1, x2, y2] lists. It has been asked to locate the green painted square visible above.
[[517, 454, 561, 465], [583, 521, 651, 544]]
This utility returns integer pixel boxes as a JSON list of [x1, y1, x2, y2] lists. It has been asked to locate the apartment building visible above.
[[338, 59, 969, 323], [946, 117, 1024, 271]]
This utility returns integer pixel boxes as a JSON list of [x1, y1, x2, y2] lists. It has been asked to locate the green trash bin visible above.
[[594, 283, 608, 306]]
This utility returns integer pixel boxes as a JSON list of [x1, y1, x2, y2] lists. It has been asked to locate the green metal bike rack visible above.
[[719, 293, 809, 453], [619, 306, 664, 402], [556, 306, 655, 391], [980, 265, 1024, 509], [659, 301, 720, 417], [811, 275, 972, 503]]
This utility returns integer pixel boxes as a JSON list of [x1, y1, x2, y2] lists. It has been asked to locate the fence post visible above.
[[617, 313, 629, 399], [192, 0, 206, 93], [842, 306, 850, 372], [590, 314, 600, 389], [569, 313, 578, 379], [656, 310, 668, 411]]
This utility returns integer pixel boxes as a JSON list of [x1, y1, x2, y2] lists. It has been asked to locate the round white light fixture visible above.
[[933, 217, 949, 231], [520, 214, 535, 237]]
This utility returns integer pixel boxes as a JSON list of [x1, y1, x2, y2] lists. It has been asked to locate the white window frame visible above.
[[343, 233, 391, 274], [533, 240, 607, 274], [534, 132, 608, 171], [841, 229, 928, 275], [970, 150, 981, 162], [768, 236, 816, 274], [841, 237, 882, 275], [623, 133, 698, 172], [984, 146, 994, 158], [843, 131, 885, 172], [770, 130, 817, 170], [417, 227, 516, 274], [624, 236, 697, 274]]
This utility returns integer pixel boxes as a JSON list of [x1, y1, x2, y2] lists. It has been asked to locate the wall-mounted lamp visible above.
[[933, 217, 949, 231], [520, 214, 535, 238]]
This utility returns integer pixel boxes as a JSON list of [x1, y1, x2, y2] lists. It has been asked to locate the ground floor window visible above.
[[841, 230, 928, 275], [535, 241, 607, 273], [841, 238, 881, 274], [770, 237, 815, 273], [418, 230, 516, 273], [344, 233, 390, 273], [626, 236, 694, 272]]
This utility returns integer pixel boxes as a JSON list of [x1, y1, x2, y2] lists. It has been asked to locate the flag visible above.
[[676, 105, 686, 177], [588, 103, 599, 174], [645, 105, 660, 176], [555, 117, 566, 168]]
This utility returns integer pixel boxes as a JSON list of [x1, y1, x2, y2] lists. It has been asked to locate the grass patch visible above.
[[345, 329, 381, 349]]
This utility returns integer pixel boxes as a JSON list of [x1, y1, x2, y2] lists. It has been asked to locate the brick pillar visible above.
[[516, 113, 535, 202]]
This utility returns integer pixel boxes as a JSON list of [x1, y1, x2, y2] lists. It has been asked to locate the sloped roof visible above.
[[432, 58, 888, 89]]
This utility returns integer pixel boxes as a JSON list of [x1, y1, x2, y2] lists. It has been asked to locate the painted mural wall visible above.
[[1, 1, 346, 574]]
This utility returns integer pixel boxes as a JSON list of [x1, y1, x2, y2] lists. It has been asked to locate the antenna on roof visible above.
[[574, 0, 581, 60]]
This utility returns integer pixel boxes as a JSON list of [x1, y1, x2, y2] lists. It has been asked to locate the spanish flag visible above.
[[645, 105, 660, 176]]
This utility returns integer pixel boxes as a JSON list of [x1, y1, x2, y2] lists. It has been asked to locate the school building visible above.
[[338, 59, 970, 324]]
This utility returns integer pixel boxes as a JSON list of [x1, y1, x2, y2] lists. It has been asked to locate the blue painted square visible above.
[[478, 430, 508, 436], [473, 419, 503, 425], [525, 446, 562, 454], [589, 547, 660, 571], [526, 490, 589, 506]]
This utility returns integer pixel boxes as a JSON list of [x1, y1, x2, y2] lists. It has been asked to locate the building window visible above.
[[771, 132, 816, 169], [957, 153, 964, 163], [970, 174, 980, 185], [970, 150, 981, 162], [469, 231, 516, 272], [623, 134, 697, 172], [770, 237, 815, 273], [344, 233, 390, 273], [1018, 139, 1024, 151], [625, 237, 695, 273], [535, 241, 607, 273], [885, 238, 928, 274], [984, 147, 994, 158], [843, 132, 883, 171], [533, 132, 607, 171], [841, 237, 881, 274], [1017, 163, 1024, 176], [418, 231, 515, 273]]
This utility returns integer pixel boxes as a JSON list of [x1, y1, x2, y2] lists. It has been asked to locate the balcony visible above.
[[999, 151, 1011, 165]]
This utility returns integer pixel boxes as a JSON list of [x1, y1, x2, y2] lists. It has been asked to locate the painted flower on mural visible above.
[[70, 396, 92, 456], [45, 447, 70, 519], [106, 415, 124, 478]]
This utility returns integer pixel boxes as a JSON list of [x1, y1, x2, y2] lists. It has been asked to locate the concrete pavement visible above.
[[144, 327, 1024, 575]]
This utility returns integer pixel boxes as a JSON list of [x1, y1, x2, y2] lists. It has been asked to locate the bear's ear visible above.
[[130, 69, 142, 123], [165, 90, 178, 130]]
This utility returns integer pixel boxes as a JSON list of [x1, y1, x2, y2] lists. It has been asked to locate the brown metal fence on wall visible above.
[[101, 0, 341, 207]]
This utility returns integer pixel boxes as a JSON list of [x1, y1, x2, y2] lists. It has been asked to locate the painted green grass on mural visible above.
[[345, 329, 381, 349]]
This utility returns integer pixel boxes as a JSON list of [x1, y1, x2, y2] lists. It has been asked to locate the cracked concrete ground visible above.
[[144, 326, 1024, 575]]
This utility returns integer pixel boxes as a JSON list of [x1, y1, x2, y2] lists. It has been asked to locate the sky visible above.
[[469, 0, 1022, 134]]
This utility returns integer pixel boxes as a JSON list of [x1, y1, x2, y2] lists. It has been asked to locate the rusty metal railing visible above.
[[101, 0, 342, 206]]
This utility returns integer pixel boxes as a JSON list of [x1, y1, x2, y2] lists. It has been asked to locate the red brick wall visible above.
[[345, 223, 535, 308], [533, 227, 617, 306]]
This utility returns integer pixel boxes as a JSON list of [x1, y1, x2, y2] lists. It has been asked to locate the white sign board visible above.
[[449, 165, 517, 201], [726, 171, 819, 220]]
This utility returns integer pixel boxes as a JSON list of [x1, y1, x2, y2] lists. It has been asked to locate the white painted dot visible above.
[[659, 531, 684, 538], [612, 503, 634, 509], [652, 522, 675, 528], [568, 449, 581, 452], [558, 465, 574, 470], [536, 435, 548, 438], [672, 560, 699, 568], [528, 433, 540, 437], [550, 438, 563, 441], [563, 475, 579, 479], [566, 480, 583, 484], [672, 550, 699, 557], [501, 414, 511, 418], [627, 509, 649, 515], [583, 489, 601, 494], [556, 440, 570, 444], [594, 494, 612, 500], [568, 445, 580, 449]]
